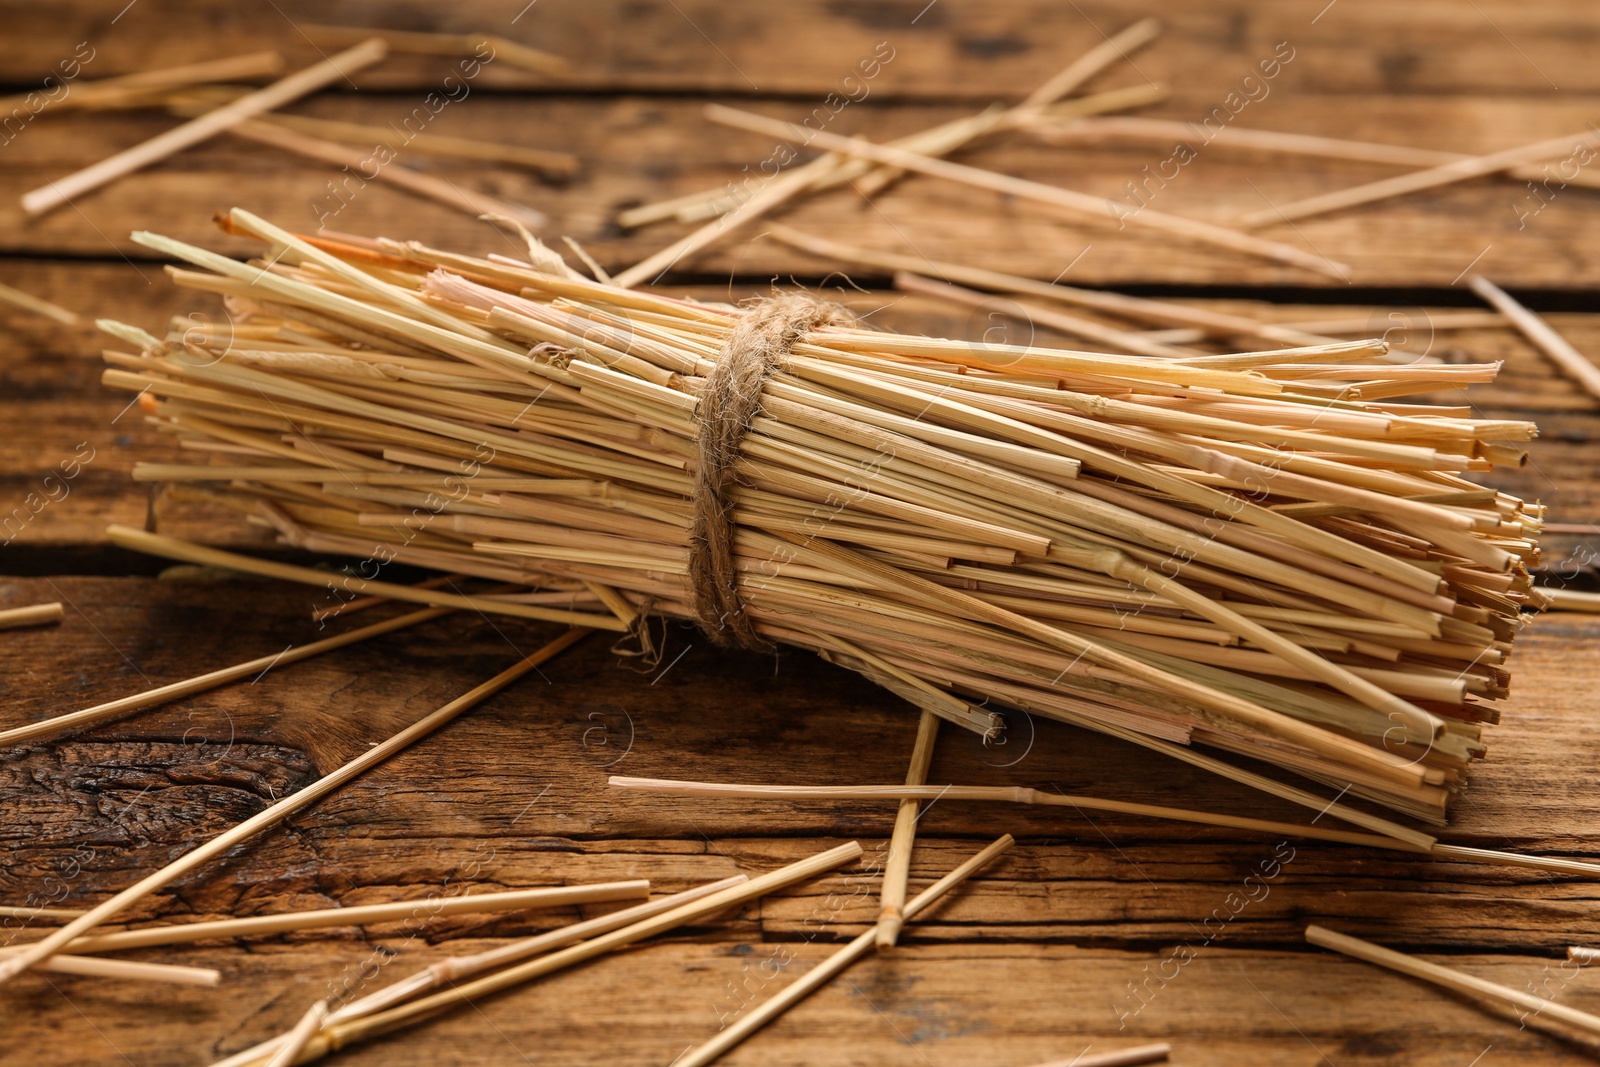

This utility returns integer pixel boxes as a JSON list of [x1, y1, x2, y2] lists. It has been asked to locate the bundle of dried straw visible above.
[[101, 208, 1543, 830]]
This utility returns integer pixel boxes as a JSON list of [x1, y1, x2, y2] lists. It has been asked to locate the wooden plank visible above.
[[3, 0, 1597, 98], [3, 576, 1600, 1064], [6, 942, 1598, 1066]]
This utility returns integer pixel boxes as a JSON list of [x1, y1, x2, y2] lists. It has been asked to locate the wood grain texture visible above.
[[5, 4, 1600, 1064], [2, 578, 1600, 1065]]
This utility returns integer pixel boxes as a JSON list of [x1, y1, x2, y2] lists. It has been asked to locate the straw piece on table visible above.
[[0, 602, 63, 632], [265, 1001, 328, 1067], [609, 143, 836, 287], [853, 16, 1162, 198], [1239, 129, 1600, 229], [0, 283, 78, 325], [0, 905, 84, 920], [0, 604, 452, 747], [303, 23, 569, 76], [102, 526, 625, 631], [1306, 925, 1600, 1039], [1468, 275, 1600, 402], [894, 272, 1198, 359], [876, 709, 940, 949], [1568, 946, 1600, 964], [311, 574, 467, 622], [0, 628, 589, 984], [160, 91, 579, 176], [617, 84, 1164, 231], [294, 844, 866, 1065], [1542, 588, 1600, 613], [1017, 1046, 1172, 1067], [255, 112, 578, 176], [36, 953, 221, 986], [673, 835, 1014, 1067], [607, 775, 1428, 853], [766, 223, 1337, 347], [609, 779, 1600, 878], [208, 876, 751, 1067], [703, 104, 1351, 279], [620, 23, 1163, 229], [4, 882, 650, 956], [20, 39, 388, 215], [0, 50, 285, 114], [220, 119, 547, 227], [1032, 116, 1600, 191]]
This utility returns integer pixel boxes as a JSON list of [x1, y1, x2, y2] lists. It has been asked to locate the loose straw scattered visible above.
[[303, 23, 570, 77], [1306, 925, 1600, 1040], [1032, 116, 1600, 192], [876, 709, 939, 949], [199, 105, 578, 176], [703, 104, 1351, 279], [0, 628, 588, 984], [673, 835, 1013, 1067], [844, 17, 1163, 201], [0, 283, 79, 325], [764, 225, 1337, 348], [1468, 275, 1600, 402], [218, 119, 548, 227], [893, 271, 1200, 359], [0, 604, 450, 746], [0, 51, 286, 115], [244, 844, 864, 1067], [1240, 129, 1600, 229], [210, 875, 750, 1067], [0, 882, 649, 957], [616, 19, 1163, 232], [0, 601, 63, 632], [20, 39, 389, 215], [96, 207, 1543, 832]]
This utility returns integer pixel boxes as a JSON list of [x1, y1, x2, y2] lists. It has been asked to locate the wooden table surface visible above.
[[3, 3, 1600, 1065]]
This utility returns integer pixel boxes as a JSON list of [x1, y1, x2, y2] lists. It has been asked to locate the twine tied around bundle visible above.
[[688, 292, 856, 651]]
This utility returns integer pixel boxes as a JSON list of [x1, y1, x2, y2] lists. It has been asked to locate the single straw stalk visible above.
[[1306, 925, 1600, 1040], [0, 601, 63, 632], [612, 777, 1600, 878], [876, 709, 940, 949]]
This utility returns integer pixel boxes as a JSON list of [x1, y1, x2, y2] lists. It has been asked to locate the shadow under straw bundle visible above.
[[102, 207, 1542, 831]]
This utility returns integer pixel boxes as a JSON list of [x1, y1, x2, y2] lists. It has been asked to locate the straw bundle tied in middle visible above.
[[101, 207, 1542, 834]]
